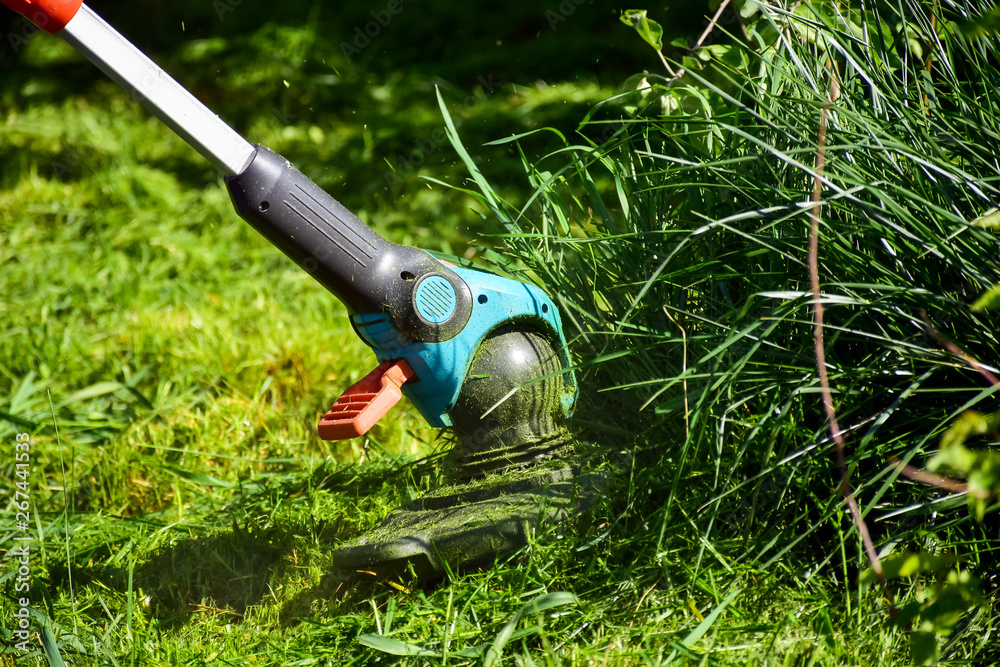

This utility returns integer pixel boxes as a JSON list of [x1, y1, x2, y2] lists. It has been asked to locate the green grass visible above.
[[3, 0, 1000, 665], [431, 0, 1000, 663]]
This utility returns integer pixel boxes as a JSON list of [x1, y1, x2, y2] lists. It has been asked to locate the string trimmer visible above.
[[3, 0, 598, 577]]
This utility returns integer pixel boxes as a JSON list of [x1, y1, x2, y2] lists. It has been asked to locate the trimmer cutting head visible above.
[[330, 328, 599, 578]]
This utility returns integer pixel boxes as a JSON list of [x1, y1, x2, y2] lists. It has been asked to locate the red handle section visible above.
[[318, 359, 417, 440], [1, 0, 83, 32]]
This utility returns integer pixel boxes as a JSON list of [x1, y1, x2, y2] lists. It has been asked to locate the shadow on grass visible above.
[[134, 459, 427, 628], [44, 524, 292, 629], [45, 457, 439, 630], [132, 525, 290, 628], [276, 569, 382, 628]]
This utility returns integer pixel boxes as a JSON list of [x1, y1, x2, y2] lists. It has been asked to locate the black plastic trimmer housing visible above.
[[225, 145, 473, 343]]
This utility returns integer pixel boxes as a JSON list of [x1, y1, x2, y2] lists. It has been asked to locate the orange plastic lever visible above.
[[318, 359, 417, 440]]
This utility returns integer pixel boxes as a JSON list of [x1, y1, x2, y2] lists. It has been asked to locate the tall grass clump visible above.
[[444, 0, 1000, 662]]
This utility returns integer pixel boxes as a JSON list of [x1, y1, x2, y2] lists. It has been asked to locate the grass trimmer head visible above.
[[2, 0, 599, 578]]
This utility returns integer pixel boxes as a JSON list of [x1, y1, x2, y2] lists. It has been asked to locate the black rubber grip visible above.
[[225, 145, 471, 342]]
